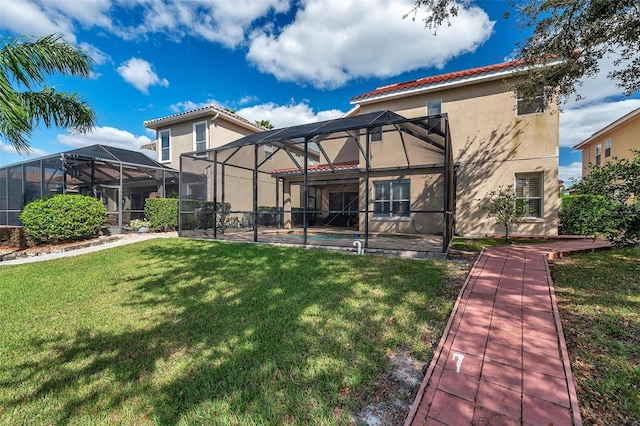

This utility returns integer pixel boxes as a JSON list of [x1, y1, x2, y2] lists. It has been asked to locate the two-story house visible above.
[[144, 105, 318, 218], [347, 60, 561, 237], [229, 60, 558, 240], [573, 106, 640, 176]]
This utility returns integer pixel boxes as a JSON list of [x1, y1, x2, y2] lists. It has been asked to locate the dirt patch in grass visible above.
[[351, 348, 427, 425]]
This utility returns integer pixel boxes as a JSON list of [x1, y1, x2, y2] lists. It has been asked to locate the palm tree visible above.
[[256, 119, 274, 130], [0, 34, 96, 154]]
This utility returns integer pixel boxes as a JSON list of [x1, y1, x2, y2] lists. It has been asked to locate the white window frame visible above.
[[604, 138, 611, 158], [373, 179, 410, 218], [159, 129, 171, 163], [515, 172, 543, 219], [595, 143, 602, 165], [193, 121, 208, 153], [264, 144, 273, 161]]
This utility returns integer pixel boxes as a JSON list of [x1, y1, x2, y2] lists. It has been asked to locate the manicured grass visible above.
[[0, 238, 459, 425], [551, 247, 640, 425]]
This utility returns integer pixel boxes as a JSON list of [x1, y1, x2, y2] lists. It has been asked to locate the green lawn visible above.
[[0, 238, 459, 425], [551, 247, 640, 425]]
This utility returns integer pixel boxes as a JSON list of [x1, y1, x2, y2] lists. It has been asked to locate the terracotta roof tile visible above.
[[272, 160, 359, 176], [351, 60, 525, 102]]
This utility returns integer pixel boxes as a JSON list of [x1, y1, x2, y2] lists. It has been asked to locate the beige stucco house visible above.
[[143, 105, 316, 215], [347, 60, 561, 237], [263, 60, 560, 238], [573, 106, 640, 176]]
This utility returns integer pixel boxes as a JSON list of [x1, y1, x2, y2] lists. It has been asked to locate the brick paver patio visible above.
[[405, 239, 611, 426]]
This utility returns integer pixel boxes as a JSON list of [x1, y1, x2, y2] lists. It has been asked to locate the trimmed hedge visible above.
[[559, 194, 618, 236], [145, 198, 178, 231], [20, 194, 107, 243]]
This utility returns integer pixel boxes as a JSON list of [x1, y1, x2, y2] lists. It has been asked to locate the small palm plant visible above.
[[482, 185, 527, 243]]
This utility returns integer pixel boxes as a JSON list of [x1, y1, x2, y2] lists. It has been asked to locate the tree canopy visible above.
[[0, 34, 96, 154], [409, 0, 640, 104]]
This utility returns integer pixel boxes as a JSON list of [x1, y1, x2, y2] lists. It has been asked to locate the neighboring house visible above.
[[0, 144, 178, 231], [573, 106, 640, 176], [144, 105, 318, 215], [143, 105, 265, 168]]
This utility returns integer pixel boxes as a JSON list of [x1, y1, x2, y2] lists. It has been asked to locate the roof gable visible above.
[[573, 106, 640, 149], [143, 105, 263, 132]]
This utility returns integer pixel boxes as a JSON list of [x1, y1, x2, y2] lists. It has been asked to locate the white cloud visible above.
[[565, 49, 640, 108], [44, 0, 113, 29], [0, 0, 77, 42], [79, 42, 110, 66], [237, 102, 344, 128], [558, 162, 583, 185], [57, 126, 154, 154], [560, 98, 640, 148], [0, 141, 48, 157], [117, 58, 169, 94], [170, 98, 344, 128], [111, 0, 291, 46], [170, 100, 210, 113], [247, 0, 494, 88]]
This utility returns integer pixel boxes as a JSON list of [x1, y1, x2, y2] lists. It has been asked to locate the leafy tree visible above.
[[0, 34, 96, 153], [481, 185, 527, 243], [559, 194, 618, 237], [408, 0, 640, 104], [571, 151, 640, 246], [256, 119, 274, 129], [572, 150, 640, 204]]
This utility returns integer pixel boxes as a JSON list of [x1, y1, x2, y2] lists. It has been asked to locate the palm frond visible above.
[[20, 88, 96, 132], [0, 34, 94, 90]]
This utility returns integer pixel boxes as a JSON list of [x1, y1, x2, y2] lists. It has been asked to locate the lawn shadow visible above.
[[2, 239, 454, 424]]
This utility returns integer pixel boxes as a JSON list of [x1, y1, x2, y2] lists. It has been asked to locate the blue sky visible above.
[[1, 0, 639, 184]]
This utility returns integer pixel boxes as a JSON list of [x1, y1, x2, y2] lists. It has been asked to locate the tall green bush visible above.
[[144, 198, 178, 231], [20, 194, 106, 243], [559, 194, 618, 237]]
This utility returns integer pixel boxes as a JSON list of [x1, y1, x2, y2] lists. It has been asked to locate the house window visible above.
[[160, 130, 170, 162], [370, 126, 382, 142], [595, 144, 602, 165], [193, 121, 207, 152], [515, 173, 543, 218], [373, 179, 410, 218], [264, 144, 273, 161], [516, 90, 545, 115], [604, 138, 611, 157], [427, 99, 442, 116]]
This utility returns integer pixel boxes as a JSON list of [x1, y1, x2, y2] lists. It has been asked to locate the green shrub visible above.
[[144, 198, 178, 231], [559, 194, 618, 236], [20, 194, 107, 243]]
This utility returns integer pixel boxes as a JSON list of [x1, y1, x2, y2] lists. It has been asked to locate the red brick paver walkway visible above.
[[405, 239, 611, 426]]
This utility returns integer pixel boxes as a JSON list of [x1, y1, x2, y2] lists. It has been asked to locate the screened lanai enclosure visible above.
[[179, 110, 456, 255], [0, 144, 178, 233]]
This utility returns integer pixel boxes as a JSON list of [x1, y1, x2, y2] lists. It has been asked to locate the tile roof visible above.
[[143, 104, 263, 130], [351, 60, 526, 103], [272, 160, 359, 176]]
